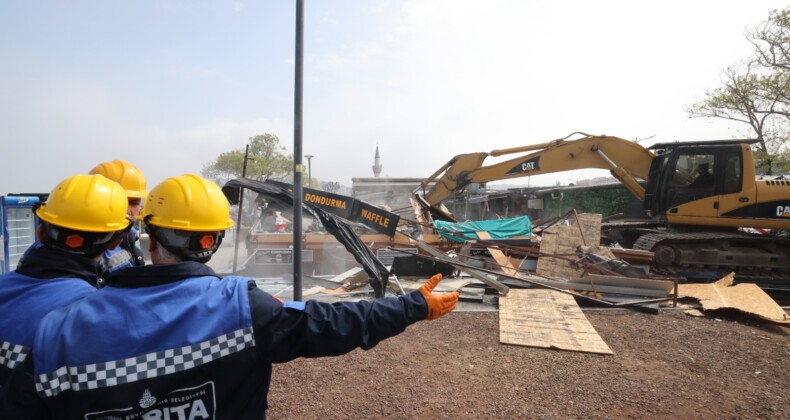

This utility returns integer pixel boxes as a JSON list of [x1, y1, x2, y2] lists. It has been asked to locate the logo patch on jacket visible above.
[[139, 388, 156, 408], [85, 382, 216, 419]]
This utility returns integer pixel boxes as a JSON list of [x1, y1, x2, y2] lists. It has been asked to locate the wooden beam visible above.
[[476, 231, 519, 277]]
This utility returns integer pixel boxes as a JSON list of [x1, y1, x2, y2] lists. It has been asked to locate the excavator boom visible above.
[[420, 134, 654, 205]]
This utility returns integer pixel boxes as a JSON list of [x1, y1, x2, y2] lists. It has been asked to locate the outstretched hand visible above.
[[418, 273, 459, 320]]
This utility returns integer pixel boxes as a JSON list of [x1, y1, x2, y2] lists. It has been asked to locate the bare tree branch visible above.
[[748, 8, 790, 71], [688, 7, 790, 174]]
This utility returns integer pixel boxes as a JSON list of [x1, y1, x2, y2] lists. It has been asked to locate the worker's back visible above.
[[34, 273, 269, 419]]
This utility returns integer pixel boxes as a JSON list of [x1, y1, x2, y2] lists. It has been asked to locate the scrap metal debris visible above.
[[223, 178, 392, 297], [416, 242, 510, 295], [576, 246, 649, 278]]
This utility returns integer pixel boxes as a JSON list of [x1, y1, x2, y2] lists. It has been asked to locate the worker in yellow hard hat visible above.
[[0, 174, 131, 418], [89, 160, 148, 277], [32, 174, 458, 418]]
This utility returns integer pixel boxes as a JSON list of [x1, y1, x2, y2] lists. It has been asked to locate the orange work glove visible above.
[[418, 273, 459, 320]]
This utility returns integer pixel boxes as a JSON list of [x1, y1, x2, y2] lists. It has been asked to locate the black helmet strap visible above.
[[144, 216, 223, 263], [41, 219, 133, 259]]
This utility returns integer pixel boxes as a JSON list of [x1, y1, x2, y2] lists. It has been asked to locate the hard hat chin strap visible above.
[[41, 220, 133, 258], [144, 217, 223, 263]]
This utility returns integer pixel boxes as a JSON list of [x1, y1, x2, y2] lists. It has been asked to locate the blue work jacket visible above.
[[0, 245, 98, 418], [33, 262, 429, 419]]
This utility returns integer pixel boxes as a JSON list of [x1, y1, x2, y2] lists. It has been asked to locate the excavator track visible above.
[[632, 232, 790, 279]]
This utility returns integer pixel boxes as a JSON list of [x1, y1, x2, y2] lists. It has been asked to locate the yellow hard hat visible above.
[[89, 160, 148, 198], [142, 174, 234, 231], [37, 174, 131, 232]]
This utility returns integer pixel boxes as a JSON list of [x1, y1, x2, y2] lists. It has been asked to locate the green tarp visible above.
[[434, 216, 532, 243]]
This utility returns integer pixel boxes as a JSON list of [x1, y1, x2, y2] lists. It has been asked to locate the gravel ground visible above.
[[267, 309, 790, 419]]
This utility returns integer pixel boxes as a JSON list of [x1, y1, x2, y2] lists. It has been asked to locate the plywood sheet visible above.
[[535, 227, 581, 279], [574, 213, 603, 246], [679, 273, 790, 324], [536, 213, 615, 280], [499, 289, 613, 355]]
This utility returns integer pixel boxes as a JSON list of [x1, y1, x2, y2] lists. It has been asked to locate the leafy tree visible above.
[[202, 134, 293, 181], [687, 8, 790, 174]]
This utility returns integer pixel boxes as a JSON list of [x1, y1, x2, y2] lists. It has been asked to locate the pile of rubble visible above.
[[298, 211, 789, 355]]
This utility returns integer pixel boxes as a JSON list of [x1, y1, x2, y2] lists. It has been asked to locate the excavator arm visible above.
[[419, 133, 656, 206]]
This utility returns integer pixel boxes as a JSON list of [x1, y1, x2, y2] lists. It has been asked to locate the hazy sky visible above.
[[1, 0, 786, 195]]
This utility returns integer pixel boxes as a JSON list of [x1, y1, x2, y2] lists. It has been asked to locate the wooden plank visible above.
[[409, 197, 435, 235], [610, 248, 654, 264], [476, 231, 519, 277], [321, 286, 351, 295], [499, 289, 613, 355], [302, 286, 326, 297], [329, 267, 365, 283]]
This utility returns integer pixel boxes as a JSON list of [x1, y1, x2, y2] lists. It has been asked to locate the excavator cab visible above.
[[644, 140, 755, 224]]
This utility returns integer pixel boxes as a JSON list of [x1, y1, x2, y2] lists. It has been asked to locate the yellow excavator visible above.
[[416, 133, 790, 278]]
